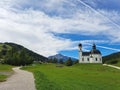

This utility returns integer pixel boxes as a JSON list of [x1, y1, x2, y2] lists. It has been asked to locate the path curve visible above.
[[0, 67, 36, 90], [103, 64, 120, 70]]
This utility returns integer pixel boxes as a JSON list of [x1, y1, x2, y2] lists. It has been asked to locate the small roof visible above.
[[78, 43, 82, 47], [90, 49, 101, 54], [80, 43, 102, 56], [82, 52, 90, 56]]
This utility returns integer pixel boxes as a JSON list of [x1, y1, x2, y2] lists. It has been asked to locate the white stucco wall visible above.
[[79, 56, 90, 63], [79, 54, 102, 63], [91, 54, 102, 63]]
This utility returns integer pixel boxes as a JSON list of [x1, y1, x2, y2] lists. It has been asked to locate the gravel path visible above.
[[0, 67, 36, 90], [103, 64, 120, 70]]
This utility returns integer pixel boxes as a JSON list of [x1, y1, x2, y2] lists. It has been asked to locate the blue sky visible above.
[[0, 0, 120, 58]]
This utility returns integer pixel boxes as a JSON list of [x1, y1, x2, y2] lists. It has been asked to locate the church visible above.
[[78, 43, 102, 63]]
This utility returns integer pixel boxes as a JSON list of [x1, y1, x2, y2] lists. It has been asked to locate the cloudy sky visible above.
[[0, 0, 120, 58]]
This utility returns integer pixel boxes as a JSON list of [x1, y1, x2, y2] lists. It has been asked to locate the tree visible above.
[[1, 50, 7, 56], [52, 58, 58, 63], [4, 48, 33, 66], [59, 59, 64, 64], [48, 59, 53, 63], [65, 58, 73, 66], [73, 60, 79, 64], [2, 44, 7, 49]]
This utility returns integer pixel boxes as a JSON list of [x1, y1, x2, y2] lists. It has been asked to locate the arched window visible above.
[[87, 58, 89, 61], [82, 58, 84, 61], [96, 58, 97, 61]]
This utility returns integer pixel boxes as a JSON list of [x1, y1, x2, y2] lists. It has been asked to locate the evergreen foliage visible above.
[[73, 60, 79, 64], [52, 58, 58, 63], [47, 59, 53, 63], [59, 59, 64, 64], [0, 43, 48, 66], [65, 58, 73, 66], [103, 52, 120, 64]]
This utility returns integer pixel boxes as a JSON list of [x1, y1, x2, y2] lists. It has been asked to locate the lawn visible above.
[[114, 62, 120, 67], [22, 64, 120, 90], [0, 64, 13, 82]]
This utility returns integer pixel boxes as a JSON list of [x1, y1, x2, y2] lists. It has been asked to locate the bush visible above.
[[65, 58, 73, 66], [59, 59, 64, 64], [106, 60, 118, 64], [52, 58, 58, 63], [73, 60, 79, 64]]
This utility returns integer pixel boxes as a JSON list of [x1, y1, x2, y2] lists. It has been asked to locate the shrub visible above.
[[59, 59, 64, 64], [65, 58, 73, 66], [73, 60, 79, 64]]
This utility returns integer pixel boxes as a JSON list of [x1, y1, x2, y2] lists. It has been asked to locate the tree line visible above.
[[0, 43, 48, 66], [47, 58, 79, 66]]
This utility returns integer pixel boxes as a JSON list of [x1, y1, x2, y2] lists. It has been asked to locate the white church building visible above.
[[78, 43, 102, 63]]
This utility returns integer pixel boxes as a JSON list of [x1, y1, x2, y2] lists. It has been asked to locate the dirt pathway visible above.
[[103, 64, 120, 70], [0, 67, 36, 90]]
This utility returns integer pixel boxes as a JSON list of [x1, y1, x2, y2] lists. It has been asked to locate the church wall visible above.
[[90, 54, 102, 63], [79, 54, 102, 63], [79, 56, 90, 63], [78, 43, 102, 64]]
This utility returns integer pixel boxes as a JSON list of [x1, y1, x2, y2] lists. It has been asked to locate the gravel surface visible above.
[[103, 64, 120, 70], [0, 67, 36, 90]]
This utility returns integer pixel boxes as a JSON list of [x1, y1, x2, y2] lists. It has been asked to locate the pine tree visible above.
[[52, 58, 58, 63], [65, 58, 73, 66], [73, 60, 79, 64], [59, 59, 64, 64]]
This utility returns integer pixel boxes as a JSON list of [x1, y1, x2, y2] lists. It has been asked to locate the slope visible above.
[[103, 52, 120, 65], [0, 42, 48, 65]]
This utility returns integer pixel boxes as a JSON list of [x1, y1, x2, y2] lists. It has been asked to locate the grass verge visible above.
[[22, 64, 120, 90], [0, 64, 13, 82]]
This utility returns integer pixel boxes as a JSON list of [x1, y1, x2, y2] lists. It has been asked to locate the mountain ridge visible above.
[[103, 52, 120, 64], [48, 54, 77, 61], [0, 42, 48, 65]]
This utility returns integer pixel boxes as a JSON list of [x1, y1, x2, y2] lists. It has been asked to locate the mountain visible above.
[[103, 52, 120, 64], [48, 54, 78, 61], [0, 42, 48, 65]]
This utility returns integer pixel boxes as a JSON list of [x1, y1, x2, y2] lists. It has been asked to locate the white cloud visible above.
[[0, 0, 120, 56]]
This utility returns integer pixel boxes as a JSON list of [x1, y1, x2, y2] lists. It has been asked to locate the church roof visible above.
[[90, 49, 101, 54], [79, 43, 102, 56], [82, 52, 90, 56], [91, 44, 101, 54], [82, 44, 101, 55]]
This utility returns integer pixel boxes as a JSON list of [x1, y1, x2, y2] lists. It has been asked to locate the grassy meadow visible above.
[[115, 62, 120, 67], [22, 64, 120, 90], [0, 64, 13, 82]]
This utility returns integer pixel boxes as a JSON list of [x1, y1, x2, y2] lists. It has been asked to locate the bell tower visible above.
[[78, 43, 82, 63]]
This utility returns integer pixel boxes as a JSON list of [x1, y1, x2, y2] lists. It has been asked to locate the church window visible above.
[[96, 58, 97, 61], [82, 58, 84, 61], [87, 58, 89, 61]]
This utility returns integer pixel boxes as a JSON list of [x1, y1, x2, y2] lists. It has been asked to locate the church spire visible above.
[[92, 43, 96, 50]]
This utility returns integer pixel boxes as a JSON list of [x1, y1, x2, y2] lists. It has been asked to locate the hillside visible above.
[[103, 52, 120, 64], [0, 42, 48, 65], [48, 54, 77, 61]]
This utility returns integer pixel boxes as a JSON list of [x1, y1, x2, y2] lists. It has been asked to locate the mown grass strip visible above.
[[34, 71, 61, 90], [0, 64, 14, 82], [22, 64, 120, 90]]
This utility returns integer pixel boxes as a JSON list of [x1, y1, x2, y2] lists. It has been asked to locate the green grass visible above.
[[0, 64, 13, 72], [22, 64, 120, 90], [0, 75, 7, 82], [114, 62, 120, 67], [0, 64, 13, 82], [0, 44, 11, 51]]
